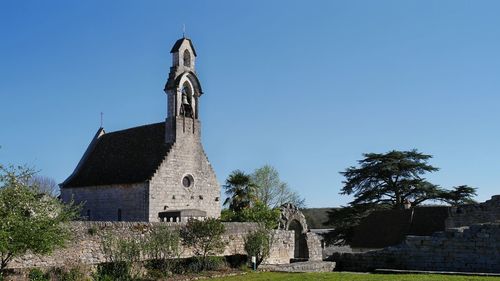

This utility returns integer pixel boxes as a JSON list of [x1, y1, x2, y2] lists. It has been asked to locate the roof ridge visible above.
[[103, 121, 165, 136]]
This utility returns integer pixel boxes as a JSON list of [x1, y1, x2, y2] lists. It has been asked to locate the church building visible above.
[[60, 38, 221, 222]]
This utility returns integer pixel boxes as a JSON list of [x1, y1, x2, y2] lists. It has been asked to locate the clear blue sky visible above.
[[1, 1, 499, 207]]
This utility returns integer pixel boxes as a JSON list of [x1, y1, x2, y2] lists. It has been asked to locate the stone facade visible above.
[[9, 222, 294, 269], [149, 118, 220, 221], [446, 195, 500, 228], [60, 38, 220, 222], [331, 222, 500, 273], [61, 183, 148, 221]]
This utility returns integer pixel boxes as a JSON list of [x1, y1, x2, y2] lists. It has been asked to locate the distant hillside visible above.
[[301, 208, 337, 229]]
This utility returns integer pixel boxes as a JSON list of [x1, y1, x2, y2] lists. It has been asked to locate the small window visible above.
[[86, 209, 91, 220], [117, 209, 122, 221], [182, 174, 194, 188], [183, 49, 191, 67]]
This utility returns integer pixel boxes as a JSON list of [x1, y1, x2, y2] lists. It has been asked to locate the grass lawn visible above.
[[211, 272, 500, 281]]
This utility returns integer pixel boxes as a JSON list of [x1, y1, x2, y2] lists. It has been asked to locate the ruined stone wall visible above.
[[149, 117, 221, 221], [305, 232, 323, 261], [332, 223, 500, 273], [9, 222, 293, 269], [60, 183, 148, 221], [446, 195, 500, 229]]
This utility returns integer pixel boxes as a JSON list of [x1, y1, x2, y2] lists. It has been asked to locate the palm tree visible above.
[[223, 170, 257, 212]]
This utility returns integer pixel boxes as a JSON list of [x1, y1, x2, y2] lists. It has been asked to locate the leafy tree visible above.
[[221, 202, 281, 230], [441, 185, 477, 206], [223, 170, 257, 212], [28, 175, 59, 197], [0, 164, 79, 275], [341, 150, 443, 208], [251, 165, 305, 208], [326, 150, 477, 245], [180, 218, 225, 271], [244, 226, 274, 268]]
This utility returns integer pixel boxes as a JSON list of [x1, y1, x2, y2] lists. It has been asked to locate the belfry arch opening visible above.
[[180, 81, 194, 118], [183, 49, 191, 67]]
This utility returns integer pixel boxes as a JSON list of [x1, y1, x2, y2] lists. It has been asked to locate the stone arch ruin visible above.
[[278, 203, 322, 261]]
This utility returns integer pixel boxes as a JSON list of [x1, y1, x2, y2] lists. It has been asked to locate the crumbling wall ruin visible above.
[[446, 195, 500, 228], [332, 222, 500, 273], [329, 196, 500, 273]]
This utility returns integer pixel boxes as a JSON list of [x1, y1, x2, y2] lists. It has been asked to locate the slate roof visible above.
[[350, 206, 450, 248], [61, 122, 172, 188], [170, 37, 197, 56]]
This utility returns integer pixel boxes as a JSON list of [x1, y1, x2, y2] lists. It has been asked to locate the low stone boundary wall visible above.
[[9, 221, 294, 269], [331, 223, 500, 273]]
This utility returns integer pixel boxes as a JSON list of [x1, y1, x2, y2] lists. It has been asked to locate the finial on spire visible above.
[[182, 24, 186, 38], [100, 112, 103, 128]]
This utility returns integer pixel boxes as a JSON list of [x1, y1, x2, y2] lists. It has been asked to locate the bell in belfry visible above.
[[181, 87, 193, 117], [182, 91, 190, 105]]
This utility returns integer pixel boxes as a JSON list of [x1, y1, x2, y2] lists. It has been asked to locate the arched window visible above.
[[183, 49, 191, 67], [117, 209, 122, 221], [86, 209, 91, 220], [180, 82, 194, 118]]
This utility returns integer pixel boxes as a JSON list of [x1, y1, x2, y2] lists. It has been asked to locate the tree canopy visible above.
[[0, 164, 79, 273], [251, 165, 305, 208], [221, 202, 281, 230], [223, 170, 257, 212], [222, 166, 303, 229], [326, 149, 477, 245]]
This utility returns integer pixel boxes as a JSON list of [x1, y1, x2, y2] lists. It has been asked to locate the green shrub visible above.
[[144, 224, 180, 260], [143, 224, 180, 278], [145, 259, 179, 279], [244, 227, 273, 268], [99, 233, 145, 280], [0, 165, 80, 275], [180, 218, 226, 272], [225, 254, 248, 269], [221, 202, 280, 230], [28, 268, 49, 281], [48, 266, 88, 281], [93, 262, 132, 281], [185, 256, 225, 273], [203, 256, 226, 271]]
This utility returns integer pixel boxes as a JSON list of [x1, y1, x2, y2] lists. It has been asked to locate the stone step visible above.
[[260, 261, 336, 273]]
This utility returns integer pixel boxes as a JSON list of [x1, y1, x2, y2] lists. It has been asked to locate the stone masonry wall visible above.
[[148, 117, 220, 221], [9, 222, 293, 269], [332, 223, 500, 273], [446, 195, 500, 229], [305, 232, 323, 261], [60, 183, 148, 221]]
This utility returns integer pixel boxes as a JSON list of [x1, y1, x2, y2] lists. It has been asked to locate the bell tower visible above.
[[164, 37, 203, 143]]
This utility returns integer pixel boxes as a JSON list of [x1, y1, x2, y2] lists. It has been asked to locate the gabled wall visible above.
[[148, 117, 221, 221]]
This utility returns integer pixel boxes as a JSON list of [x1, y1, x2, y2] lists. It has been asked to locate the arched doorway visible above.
[[289, 219, 308, 259], [278, 203, 311, 261]]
